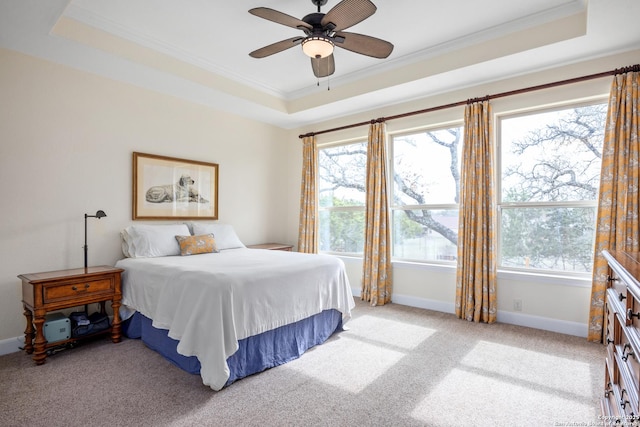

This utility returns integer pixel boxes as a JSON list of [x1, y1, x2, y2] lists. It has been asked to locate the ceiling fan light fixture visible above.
[[301, 36, 334, 58]]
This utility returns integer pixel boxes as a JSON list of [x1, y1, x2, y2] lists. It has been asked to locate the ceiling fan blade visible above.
[[311, 54, 335, 78], [321, 0, 377, 31], [334, 31, 393, 58], [249, 37, 304, 58], [249, 7, 312, 31]]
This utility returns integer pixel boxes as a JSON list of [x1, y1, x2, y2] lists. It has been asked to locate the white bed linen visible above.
[[115, 248, 354, 390]]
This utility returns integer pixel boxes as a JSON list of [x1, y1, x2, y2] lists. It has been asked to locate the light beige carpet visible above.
[[0, 300, 605, 426]]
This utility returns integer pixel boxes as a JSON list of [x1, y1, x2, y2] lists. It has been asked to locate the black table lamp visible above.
[[84, 210, 106, 268]]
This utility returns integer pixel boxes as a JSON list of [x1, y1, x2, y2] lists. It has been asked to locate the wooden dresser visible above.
[[601, 250, 640, 425]]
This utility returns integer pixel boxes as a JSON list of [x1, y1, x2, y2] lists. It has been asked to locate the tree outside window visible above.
[[391, 126, 462, 262], [317, 101, 607, 274], [499, 103, 607, 272], [318, 142, 367, 254]]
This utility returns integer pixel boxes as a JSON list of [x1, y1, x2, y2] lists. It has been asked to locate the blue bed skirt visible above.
[[122, 309, 343, 387]]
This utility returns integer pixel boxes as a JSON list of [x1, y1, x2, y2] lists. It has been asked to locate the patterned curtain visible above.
[[455, 100, 497, 323], [298, 135, 318, 253], [361, 121, 392, 306], [588, 68, 640, 342]]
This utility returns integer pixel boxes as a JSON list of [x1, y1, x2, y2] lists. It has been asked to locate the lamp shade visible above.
[[301, 36, 334, 59]]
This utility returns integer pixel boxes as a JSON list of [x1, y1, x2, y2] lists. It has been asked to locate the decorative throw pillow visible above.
[[175, 234, 218, 256]]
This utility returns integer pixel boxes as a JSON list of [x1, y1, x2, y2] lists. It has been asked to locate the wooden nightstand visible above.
[[19, 265, 124, 365], [247, 243, 294, 251]]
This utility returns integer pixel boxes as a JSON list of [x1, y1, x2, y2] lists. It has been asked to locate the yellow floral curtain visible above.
[[298, 135, 318, 254], [588, 68, 640, 342], [455, 100, 497, 323], [361, 121, 392, 306]]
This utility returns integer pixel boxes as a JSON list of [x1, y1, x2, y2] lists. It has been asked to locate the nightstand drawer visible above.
[[43, 278, 114, 303]]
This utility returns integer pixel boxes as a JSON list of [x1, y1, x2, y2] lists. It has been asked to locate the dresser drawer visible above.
[[617, 329, 640, 392], [601, 387, 623, 426], [602, 362, 627, 426], [43, 278, 114, 304], [607, 301, 619, 360], [610, 272, 629, 311], [616, 352, 639, 419], [627, 293, 640, 331]]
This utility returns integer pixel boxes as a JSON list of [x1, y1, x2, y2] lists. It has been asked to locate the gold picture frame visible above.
[[133, 152, 218, 220]]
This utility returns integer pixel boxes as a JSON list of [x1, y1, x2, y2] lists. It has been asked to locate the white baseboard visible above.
[[496, 310, 587, 338], [392, 293, 456, 315], [0, 335, 24, 356], [355, 289, 588, 338]]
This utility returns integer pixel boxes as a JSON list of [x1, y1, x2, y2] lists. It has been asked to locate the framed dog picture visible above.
[[133, 152, 218, 220]]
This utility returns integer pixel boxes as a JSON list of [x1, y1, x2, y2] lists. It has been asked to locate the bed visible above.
[[114, 223, 354, 391]]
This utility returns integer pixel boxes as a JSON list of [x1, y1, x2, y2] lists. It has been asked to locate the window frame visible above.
[[495, 98, 608, 276], [388, 123, 464, 264], [317, 138, 368, 256]]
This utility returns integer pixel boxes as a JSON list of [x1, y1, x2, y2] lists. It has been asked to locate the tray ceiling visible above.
[[1, 0, 639, 129]]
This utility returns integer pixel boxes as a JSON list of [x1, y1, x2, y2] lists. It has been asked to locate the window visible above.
[[317, 100, 607, 276], [318, 141, 367, 254], [498, 102, 607, 273], [390, 126, 463, 262]]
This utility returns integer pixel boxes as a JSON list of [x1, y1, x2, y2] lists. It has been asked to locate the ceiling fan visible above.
[[248, 0, 394, 78]]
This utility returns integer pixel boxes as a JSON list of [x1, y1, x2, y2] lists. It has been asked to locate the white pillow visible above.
[[120, 228, 134, 258], [121, 224, 191, 258], [192, 223, 245, 250]]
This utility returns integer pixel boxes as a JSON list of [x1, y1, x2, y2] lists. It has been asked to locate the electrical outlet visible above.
[[513, 299, 522, 312]]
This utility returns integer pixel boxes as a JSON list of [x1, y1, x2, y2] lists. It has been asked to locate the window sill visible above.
[[330, 254, 591, 288]]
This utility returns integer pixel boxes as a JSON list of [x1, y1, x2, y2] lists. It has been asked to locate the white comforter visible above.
[[115, 248, 354, 390]]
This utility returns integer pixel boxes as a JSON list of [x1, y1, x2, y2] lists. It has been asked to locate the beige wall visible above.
[[2, 45, 639, 352], [0, 48, 291, 347]]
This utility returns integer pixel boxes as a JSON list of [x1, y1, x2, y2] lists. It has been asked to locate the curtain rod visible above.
[[298, 64, 640, 139]]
